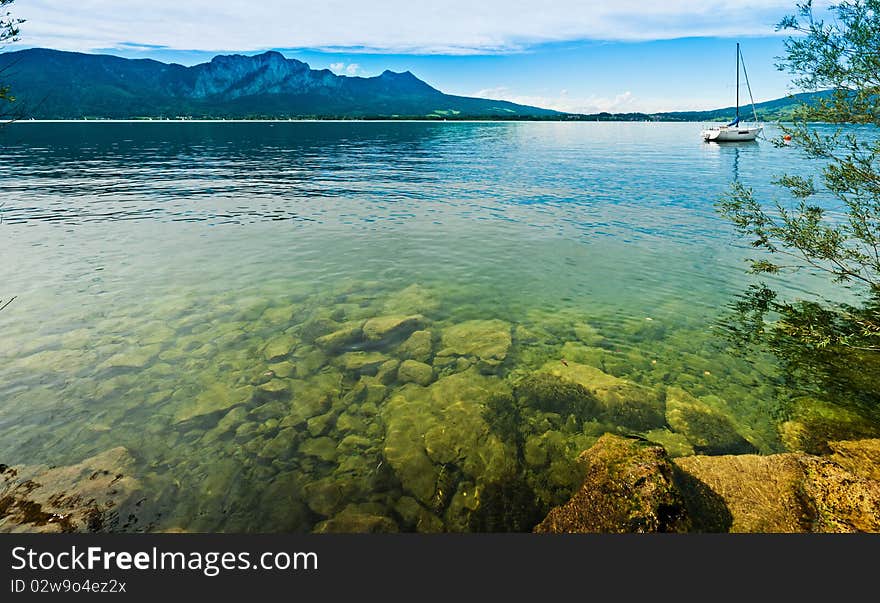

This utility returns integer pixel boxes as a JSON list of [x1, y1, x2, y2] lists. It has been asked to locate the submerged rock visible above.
[[362, 314, 424, 343], [284, 369, 342, 426], [262, 333, 298, 362], [258, 428, 300, 461], [515, 373, 598, 421], [537, 362, 665, 430], [0, 447, 142, 533], [338, 351, 389, 375], [267, 361, 297, 379], [397, 359, 434, 386], [302, 477, 350, 518], [313, 505, 398, 533], [778, 397, 880, 454], [397, 330, 433, 362], [314, 321, 364, 352], [257, 379, 291, 399], [643, 428, 695, 458], [665, 387, 756, 455], [382, 284, 439, 315], [535, 435, 690, 533], [381, 369, 518, 508], [299, 437, 339, 463], [174, 383, 254, 423], [437, 319, 512, 373], [394, 496, 444, 533], [99, 345, 161, 370]]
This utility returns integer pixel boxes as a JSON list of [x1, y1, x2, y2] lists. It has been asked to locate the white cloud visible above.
[[328, 62, 362, 75], [7, 1, 824, 55]]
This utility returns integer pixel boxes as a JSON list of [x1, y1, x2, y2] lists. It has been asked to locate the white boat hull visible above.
[[702, 124, 763, 142]]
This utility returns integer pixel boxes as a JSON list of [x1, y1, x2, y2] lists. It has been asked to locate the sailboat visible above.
[[702, 43, 763, 142]]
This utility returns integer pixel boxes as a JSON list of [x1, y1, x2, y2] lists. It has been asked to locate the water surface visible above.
[[0, 121, 850, 531]]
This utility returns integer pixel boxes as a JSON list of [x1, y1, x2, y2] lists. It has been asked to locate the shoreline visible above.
[[8, 118, 727, 124]]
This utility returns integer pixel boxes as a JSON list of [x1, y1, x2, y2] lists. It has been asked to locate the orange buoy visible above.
[[783, 134, 792, 141]]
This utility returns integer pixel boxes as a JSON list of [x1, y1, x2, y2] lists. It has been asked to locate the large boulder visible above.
[[827, 438, 880, 480], [674, 445, 880, 533], [534, 434, 690, 533]]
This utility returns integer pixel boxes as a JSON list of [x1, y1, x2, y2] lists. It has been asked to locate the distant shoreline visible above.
[[8, 118, 734, 124]]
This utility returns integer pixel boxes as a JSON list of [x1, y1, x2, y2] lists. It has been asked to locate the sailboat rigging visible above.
[[701, 43, 763, 142]]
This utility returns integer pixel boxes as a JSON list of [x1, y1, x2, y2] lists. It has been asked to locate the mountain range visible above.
[[0, 48, 825, 121], [0, 48, 559, 119]]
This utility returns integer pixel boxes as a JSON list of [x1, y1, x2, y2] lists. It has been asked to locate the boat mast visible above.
[[735, 42, 740, 123]]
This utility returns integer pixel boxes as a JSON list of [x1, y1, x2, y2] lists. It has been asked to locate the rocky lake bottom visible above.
[[1, 122, 879, 532]]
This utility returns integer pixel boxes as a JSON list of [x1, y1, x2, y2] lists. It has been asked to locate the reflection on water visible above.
[[0, 122, 858, 532]]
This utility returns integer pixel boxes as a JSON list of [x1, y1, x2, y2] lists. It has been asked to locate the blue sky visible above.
[[8, 1, 825, 113]]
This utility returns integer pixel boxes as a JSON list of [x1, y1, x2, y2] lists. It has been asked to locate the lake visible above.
[[0, 121, 853, 532]]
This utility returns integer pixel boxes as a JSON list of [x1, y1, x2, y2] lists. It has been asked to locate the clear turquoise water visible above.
[[0, 121, 850, 532]]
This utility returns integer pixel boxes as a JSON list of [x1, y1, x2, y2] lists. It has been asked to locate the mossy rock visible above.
[[98, 344, 162, 370], [534, 434, 691, 533], [362, 314, 425, 343], [644, 428, 695, 458], [256, 379, 291, 400], [302, 477, 355, 517], [397, 359, 434, 386], [382, 284, 439, 315], [258, 428, 300, 460], [267, 361, 297, 379], [314, 321, 364, 352], [538, 361, 665, 431], [515, 372, 598, 422], [467, 477, 547, 532], [174, 383, 254, 423], [262, 334, 298, 362], [779, 397, 880, 454], [337, 351, 390, 375], [665, 387, 756, 455], [437, 319, 512, 373], [573, 322, 604, 346], [0, 447, 142, 533], [381, 369, 518, 507], [827, 438, 880, 480], [299, 437, 339, 463], [260, 472, 311, 532], [314, 507, 399, 533], [398, 330, 433, 362], [285, 370, 341, 426], [674, 451, 880, 533], [394, 496, 444, 533]]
